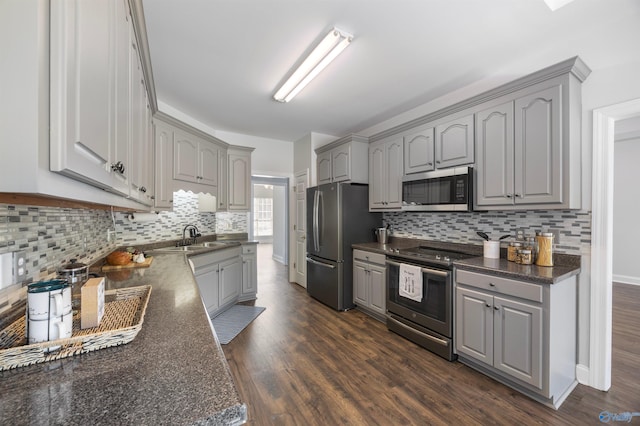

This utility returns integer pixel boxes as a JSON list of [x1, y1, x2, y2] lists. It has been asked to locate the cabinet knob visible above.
[[140, 186, 147, 193], [427, 162, 433, 166], [489, 282, 495, 287], [485, 303, 491, 308], [436, 160, 441, 164], [514, 193, 522, 198], [111, 161, 125, 174], [506, 194, 513, 198], [494, 306, 499, 311]]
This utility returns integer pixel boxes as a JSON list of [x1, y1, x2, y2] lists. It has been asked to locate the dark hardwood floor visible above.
[[224, 245, 640, 425]]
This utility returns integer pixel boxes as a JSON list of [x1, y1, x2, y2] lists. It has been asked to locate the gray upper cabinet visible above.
[[369, 136, 403, 210], [315, 135, 369, 184], [227, 147, 253, 211], [403, 125, 435, 174], [476, 83, 575, 209], [435, 114, 474, 169]]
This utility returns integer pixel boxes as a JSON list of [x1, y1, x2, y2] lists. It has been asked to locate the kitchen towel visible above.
[[399, 263, 423, 302]]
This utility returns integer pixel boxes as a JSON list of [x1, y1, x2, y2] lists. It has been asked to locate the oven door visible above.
[[386, 258, 452, 338]]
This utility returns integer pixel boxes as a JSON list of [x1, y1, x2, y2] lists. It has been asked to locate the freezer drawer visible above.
[[306, 256, 352, 311]]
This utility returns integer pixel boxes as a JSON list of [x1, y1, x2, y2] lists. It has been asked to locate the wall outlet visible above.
[[13, 251, 27, 283]]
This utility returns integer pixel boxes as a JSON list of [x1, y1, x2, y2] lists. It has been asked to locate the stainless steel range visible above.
[[386, 246, 472, 361]]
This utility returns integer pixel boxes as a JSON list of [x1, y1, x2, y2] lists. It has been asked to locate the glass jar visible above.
[[507, 242, 523, 262], [516, 249, 533, 265], [525, 236, 538, 263], [536, 232, 554, 267]]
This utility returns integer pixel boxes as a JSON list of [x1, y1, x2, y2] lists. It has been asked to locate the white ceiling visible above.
[[142, 0, 640, 142]]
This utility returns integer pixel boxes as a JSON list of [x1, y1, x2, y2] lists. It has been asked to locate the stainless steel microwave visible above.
[[402, 167, 473, 212]]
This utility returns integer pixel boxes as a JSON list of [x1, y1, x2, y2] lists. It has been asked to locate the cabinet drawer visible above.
[[353, 249, 386, 266], [242, 244, 257, 255], [456, 269, 543, 303]]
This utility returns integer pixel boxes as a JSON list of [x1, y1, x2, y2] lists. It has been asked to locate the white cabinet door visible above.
[[49, 0, 123, 193], [153, 121, 174, 209], [228, 151, 251, 210], [368, 263, 386, 315], [456, 287, 494, 365], [353, 261, 368, 307], [331, 144, 351, 183], [317, 151, 332, 185], [368, 143, 387, 209], [241, 252, 257, 297], [173, 131, 199, 183], [404, 126, 435, 174], [219, 257, 242, 307], [435, 114, 474, 169], [369, 137, 403, 210], [199, 141, 219, 187], [514, 85, 562, 205], [475, 102, 514, 206], [493, 296, 543, 389], [384, 138, 404, 208], [195, 266, 220, 313]]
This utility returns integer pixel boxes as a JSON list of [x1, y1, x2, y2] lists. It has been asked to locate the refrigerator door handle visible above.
[[306, 257, 336, 269], [313, 190, 320, 252]]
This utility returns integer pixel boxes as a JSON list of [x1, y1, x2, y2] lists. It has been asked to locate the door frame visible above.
[[589, 97, 640, 391], [250, 176, 289, 262]]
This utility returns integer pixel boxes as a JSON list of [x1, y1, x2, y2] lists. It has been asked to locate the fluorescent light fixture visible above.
[[543, 0, 576, 11], [273, 27, 353, 103]]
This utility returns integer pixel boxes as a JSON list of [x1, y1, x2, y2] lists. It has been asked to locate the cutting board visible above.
[[102, 256, 154, 271]]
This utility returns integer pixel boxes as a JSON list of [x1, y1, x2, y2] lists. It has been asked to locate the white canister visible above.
[[27, 280, 72, 321], [483, 241, 501, 259], [27, 311, 73, 348]]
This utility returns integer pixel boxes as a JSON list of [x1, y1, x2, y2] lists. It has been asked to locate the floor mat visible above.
[[211, 305, 265, 344]]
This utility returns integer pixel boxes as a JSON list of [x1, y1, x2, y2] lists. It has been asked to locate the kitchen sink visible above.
[[154, 245, 205, 252]]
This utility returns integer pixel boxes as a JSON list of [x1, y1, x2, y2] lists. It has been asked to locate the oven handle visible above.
[[385, 259, 449, 277], [387, 315, 449, 347]]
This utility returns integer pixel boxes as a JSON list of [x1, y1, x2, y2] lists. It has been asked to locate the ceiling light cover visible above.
[[274, 28, 353, 103]]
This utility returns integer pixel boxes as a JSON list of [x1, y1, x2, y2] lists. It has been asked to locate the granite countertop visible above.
[[353, 237, 581, 285], [0, 246, 247, 424]]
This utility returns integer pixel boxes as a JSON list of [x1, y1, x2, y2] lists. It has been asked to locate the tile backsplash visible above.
[[383, 209, 591, 255], [0, 190, 248, 314]]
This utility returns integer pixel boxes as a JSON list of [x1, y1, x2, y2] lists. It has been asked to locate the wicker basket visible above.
[[0, 285, 152, 371]]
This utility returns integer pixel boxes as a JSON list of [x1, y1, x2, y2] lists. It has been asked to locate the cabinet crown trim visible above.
[[369, 56, 591, 143], [315, 134, 369, 154], [154, 111, 230, 148]]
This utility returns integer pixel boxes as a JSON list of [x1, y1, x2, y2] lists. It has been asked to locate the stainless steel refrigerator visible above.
[[306, 182, 382, 310]]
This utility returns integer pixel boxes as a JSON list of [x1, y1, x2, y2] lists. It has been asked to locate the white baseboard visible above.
[[576, 364, 590, 385], [272, 254, 286, 265], [612, 274, 640, 286]]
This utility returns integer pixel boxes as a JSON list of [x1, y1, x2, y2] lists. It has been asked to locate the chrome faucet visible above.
[[178, 224, 202, 246]]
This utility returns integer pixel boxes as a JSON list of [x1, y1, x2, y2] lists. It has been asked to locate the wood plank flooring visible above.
[[223, 245, 640, 425]]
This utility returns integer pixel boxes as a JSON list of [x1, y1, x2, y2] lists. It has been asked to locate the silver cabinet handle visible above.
[[385, 259, 449, 277], [388, 315, 448, 347]]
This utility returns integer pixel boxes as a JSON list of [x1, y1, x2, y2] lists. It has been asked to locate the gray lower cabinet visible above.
[[353, 249, 386, 321], [455, 269, 577, 409], [192, 246, 243, 317], [239, 244, 258, 301]]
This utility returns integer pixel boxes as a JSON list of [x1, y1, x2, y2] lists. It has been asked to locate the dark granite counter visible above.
[[0, 250, 246, 425], [353, 237, 581, 285]]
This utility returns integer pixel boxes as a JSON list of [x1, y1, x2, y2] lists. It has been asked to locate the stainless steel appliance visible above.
[[402, 166, 473, 211], [306, 183, 381, 310], [386, 246, 472, 361]]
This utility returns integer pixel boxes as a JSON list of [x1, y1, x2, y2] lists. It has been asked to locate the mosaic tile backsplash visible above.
[[383, 209, 591, 255], [0, 190, 248, 314]]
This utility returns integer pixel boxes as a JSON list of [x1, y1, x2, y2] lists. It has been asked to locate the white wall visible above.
[[613, 137, 640, 285], [216, 130, 293, 177], [272, 185, 287, 264]]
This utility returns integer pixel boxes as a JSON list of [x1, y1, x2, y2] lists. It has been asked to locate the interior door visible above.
[[294, 170, 308, 288]]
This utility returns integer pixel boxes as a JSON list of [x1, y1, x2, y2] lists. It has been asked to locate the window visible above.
[[253, 190, 273, 237]]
